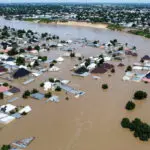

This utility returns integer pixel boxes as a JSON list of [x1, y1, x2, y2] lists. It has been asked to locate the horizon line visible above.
[[0, 2, 150, 4]]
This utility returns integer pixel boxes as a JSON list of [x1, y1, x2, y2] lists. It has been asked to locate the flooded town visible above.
[[0, 1, 150, 150]]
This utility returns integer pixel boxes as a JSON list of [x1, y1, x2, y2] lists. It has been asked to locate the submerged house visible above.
[[13, 68, 30, 79]]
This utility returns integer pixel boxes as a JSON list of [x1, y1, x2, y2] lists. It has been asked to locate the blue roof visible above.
[[31, 93, 44, 100]]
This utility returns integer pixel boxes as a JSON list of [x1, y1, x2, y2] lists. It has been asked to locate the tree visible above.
[[125, 65, 132, 72], [7, 48, 18, 56], [22, 90, 30, 99], [45, 92, 52, 98], [55, 86, 61, 92], [40, 83, 44, 87], [70, 52, 75, 57], [3, 82, 9, 87], [134, 91, 147, 100], [1, 144, 11, 150], [102, 84, 108, 89], [49, 78, 54, 82], [34, 45, 40, 51], [0, 92, 4, 99], [125, 101, 135, 110], [33, 60, 39, 67], [121, 118, 130, 128], [31, 89, 39, 94], [111, 68, 115, 73], [27, 46, 32, 51], [16, 57, 25, 66]]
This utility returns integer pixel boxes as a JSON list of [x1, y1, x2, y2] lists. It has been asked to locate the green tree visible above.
[[125, 101, 135, 110], [134, 91, 147, 100], [0, 92, 4, 99]]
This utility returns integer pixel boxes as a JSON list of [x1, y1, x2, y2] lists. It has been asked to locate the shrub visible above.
[[45, 92, 52, 98], [125, 101, 135, 110], [121, 118, 130, 128], [55, 86, 61, 92], [102, 84, 108, 89], [134, 91, 147, 100]]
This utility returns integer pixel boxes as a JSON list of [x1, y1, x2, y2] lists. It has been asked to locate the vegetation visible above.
[[102, 84, 108, 90], [22, 90, 31, 99], [3, 82, 9, 87], [70, 52, 75, 57], [49, 78, 54, 83], [134, 91, 147, 100], [55, 86, 62, 92], [40, 82, 44, 87], [45, 92, 52, 98], [16, 57, 25, 66], [107, 24, 124, 31], [31, 89, 39, 94], [125, 65, 132, 72], [125, 101, 135, 110], [0, 92, 4, 99], [0, 144, 11, 150], [121, 118, 150, 141], [129, 29, 150, 39], [75, 66, 89, 74]]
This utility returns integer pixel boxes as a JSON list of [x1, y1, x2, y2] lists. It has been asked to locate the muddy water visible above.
[[0, 18, 150, 150]]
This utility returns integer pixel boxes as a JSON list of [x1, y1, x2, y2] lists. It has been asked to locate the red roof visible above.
[[0, 86, 9, 93]]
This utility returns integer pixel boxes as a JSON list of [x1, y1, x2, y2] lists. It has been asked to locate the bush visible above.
[[55, 86, 61, 92], [125, 101, 135, 110], [102, 84, 108, 89], [121, 118, 130, 128], [45, 92, 52, 98], [134, 91, 147, 100]]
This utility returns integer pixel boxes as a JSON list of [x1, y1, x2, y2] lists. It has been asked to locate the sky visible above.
[[0, 0, 150, 3]]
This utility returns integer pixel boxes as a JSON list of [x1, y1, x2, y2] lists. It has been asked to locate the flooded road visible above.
[[0, 18, 150, 150]]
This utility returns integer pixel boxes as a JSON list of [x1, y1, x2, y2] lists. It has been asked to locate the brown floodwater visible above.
[[0, 18, 150, 150]]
